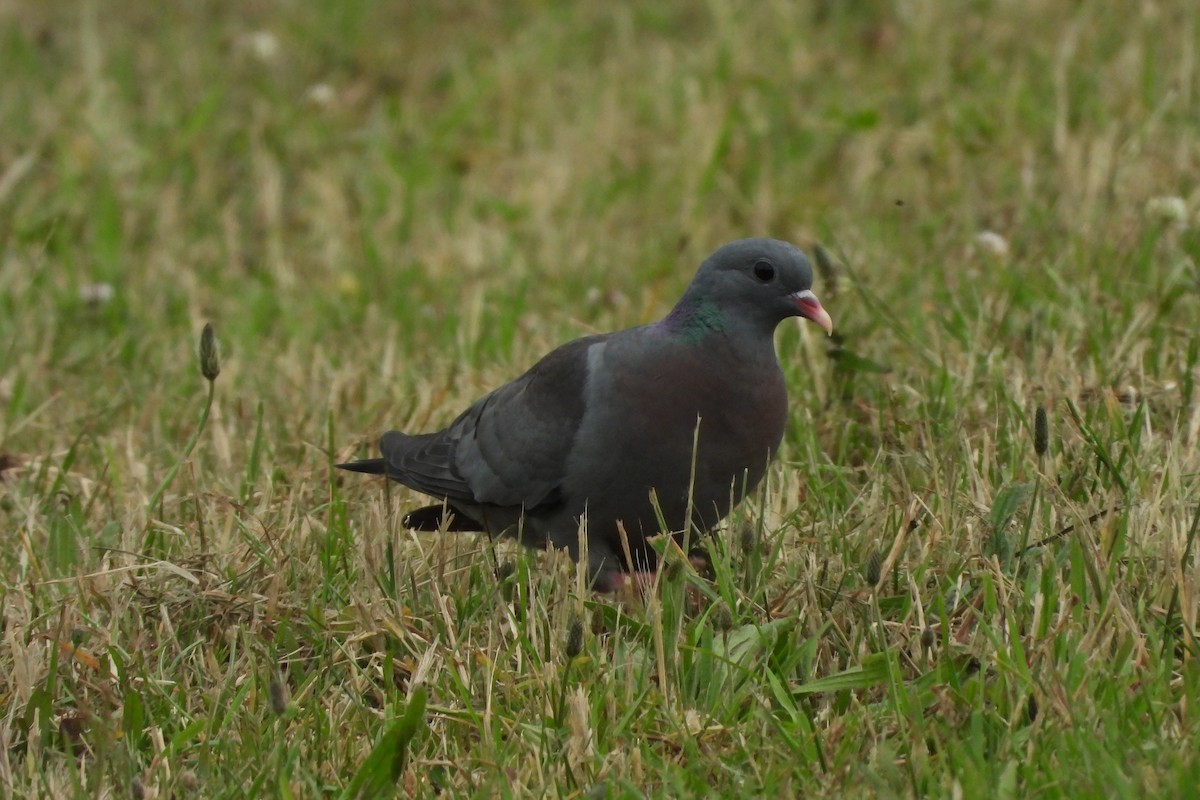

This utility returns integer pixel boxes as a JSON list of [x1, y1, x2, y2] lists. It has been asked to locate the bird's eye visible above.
[[753, 260, 776, 282]]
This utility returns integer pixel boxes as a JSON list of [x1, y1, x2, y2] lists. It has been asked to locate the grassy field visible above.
[[2, 1, 1199, 796]]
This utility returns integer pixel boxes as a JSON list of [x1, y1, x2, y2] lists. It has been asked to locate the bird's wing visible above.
[[379, 334, 606, 510], [452, 334, 604, 508], [378, 429, 476, 504]]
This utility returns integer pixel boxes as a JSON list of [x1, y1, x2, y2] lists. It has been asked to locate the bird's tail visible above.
[[335, 458, 386, 474]]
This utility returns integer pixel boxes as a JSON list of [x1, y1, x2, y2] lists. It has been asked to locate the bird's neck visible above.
[[659, 295, 778, 366], [661, 295, 725, 343]]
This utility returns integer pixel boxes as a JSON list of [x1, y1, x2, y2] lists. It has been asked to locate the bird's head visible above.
[[679, 238, 834, 337]]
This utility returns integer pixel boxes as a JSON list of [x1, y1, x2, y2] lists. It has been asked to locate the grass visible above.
[[1, 0, 1199, 796]]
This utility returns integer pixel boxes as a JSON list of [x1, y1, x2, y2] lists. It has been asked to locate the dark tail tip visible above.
[[335, 458, 387, 475], [403, 504, 483, 532]]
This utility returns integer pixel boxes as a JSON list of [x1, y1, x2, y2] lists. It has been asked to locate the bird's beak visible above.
[[792, 290, 834, 335]]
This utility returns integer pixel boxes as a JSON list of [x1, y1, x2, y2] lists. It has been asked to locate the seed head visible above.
[[713, 602, 734, 631], [199, 323, 221, 382], [268, 672, 289, 716], [920, 626, 936, 650], [864, 549, 883, 587], [565, 616, 584, 660], [1034, 405, 1049, 458]]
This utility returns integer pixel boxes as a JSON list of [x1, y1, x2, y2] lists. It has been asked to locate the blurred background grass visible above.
[[1, 1, 1198, 796]]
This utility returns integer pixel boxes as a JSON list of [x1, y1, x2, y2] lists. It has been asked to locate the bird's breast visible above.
[[594, 342, 788, 479]]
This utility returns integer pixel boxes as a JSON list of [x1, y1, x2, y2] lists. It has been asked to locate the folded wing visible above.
[[378, 335, 604, 513]]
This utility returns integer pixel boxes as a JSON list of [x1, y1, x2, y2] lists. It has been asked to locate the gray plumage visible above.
[[338, 238, 833, 590]]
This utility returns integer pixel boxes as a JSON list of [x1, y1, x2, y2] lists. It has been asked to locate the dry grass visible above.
[[1, 1, 1199, 797]]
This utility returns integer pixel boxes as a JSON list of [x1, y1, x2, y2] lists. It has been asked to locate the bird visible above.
[[337, 238, 833, 591]]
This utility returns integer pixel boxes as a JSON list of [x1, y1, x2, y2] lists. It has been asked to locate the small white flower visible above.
[[1145, 196, 1187, 225], [974, 230, 1009, 258], [79, 282, 114, 305], [306, 83, 336, 107], [246, 31, 280, 62]]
